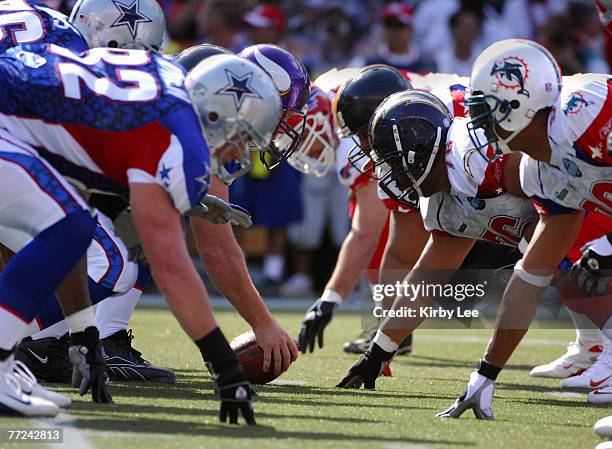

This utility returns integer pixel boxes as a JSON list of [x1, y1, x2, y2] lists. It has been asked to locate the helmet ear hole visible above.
[[208, 111, 219, 123], [510, 100, 520, 109], [108, 40, 119, 48]]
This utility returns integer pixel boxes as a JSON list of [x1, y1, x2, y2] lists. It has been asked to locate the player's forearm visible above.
[[192, 217, 274, 329]]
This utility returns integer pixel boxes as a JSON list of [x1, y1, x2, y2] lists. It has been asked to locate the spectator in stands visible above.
[[243, 3, 287, 46], [350, 2, 437, 73], [435, 7, 484, 76], [194, 0, 248, 53]]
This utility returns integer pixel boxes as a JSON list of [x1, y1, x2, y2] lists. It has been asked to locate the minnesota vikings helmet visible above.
[[286, 86, 338, 177], [369, 90, 452, 207], [175, 44, 234, 72], [69, 0, 166, 51], [238, 44, 310, 169], [466, 39, 562, 162], [185, 54, 283, 183]]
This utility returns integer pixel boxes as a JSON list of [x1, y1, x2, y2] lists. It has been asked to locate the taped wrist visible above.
[[195, 327, 240, 374], [514, 259, 553, 287], [477, 359, 501, 381]]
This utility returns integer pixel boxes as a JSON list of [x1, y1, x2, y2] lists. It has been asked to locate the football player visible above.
[[0, 43, 283, 424], [297, 65, 425, 355], [438, 38, 612, 417]]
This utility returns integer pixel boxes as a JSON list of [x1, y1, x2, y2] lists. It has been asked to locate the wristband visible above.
[[477, 359, 501, 381], [518, 237, 529, 255], [514, 259, 553, 287], [321, 289, 343, 305], [195, 327, 239, 373], [588, 234, 612, 257], [372, 330, 399, 353]]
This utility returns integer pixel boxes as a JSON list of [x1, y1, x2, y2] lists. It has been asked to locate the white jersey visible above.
[[520, 74, 612, 217], [421, 118, 537, 246]]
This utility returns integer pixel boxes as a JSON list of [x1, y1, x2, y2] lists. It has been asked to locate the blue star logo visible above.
[[215, 69, 261, 109], [110, 0, 152, 39], [159, 164, 172, 187]]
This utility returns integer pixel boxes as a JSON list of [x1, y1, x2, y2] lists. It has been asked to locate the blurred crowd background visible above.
[[44, 0, 612, 298]]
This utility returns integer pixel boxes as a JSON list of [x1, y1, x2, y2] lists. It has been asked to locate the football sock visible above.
[[95, 288, 142, 339]]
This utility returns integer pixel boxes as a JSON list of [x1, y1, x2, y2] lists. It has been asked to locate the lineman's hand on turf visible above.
[[69, 326, 114, 403], [214, 365, 257, 425], [298, 299, 338, 353], [336, 343, 394, 389], [437, 371, 495, 420], [569, 241, 612, 297], [253, 319, 299, 375], [187, 195, 253, 228]]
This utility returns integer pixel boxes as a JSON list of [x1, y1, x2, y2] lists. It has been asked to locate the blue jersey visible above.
[[0, 43, 211, 213], [0, 0, 87, 53]]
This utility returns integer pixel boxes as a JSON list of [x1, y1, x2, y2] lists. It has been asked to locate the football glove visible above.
[[187, 194, 252, 228], [437, 371, 495, 420], [569, 241, 612, 297], [336, 343, 394, 389], [69, 327, 113, 404], [213, 364, 257, 425], [298, 300, 338, 353]]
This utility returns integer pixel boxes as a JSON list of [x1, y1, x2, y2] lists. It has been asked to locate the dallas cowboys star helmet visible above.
[[185, 54, 283, 183], [69, 0, 166, 51], [239, 44, 310, 169], [466, 39, 562, 162]]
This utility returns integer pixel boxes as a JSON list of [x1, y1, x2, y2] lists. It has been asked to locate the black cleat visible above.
[[343, 327, 377, 354], [14, 334, 72, 384], [102, 329, 176, 383], [396, 334, 413, 356]]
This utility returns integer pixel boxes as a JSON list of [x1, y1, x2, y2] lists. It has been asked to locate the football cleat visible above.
[[530, 340, 602, 378], [0, 356, 59, 417], [596, 442, 612, 449], [102, 330, 176, 383], [12, 360, 71, 408], [562, 343, 612, 389], [589, 386, 612, 405], [343, 327, 377, 354], [594, 415, 612, 438], [14, 334, 72, 383], [437, 371, 496, 420]]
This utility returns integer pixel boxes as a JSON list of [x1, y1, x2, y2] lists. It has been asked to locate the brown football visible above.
[[230, 331, 293, 385]]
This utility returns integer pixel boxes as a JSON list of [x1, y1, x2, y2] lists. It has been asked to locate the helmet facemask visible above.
[[465, 91, 523, 163], [287, 108, 337, 177], [346, 129, 383, 180], [257, 104, 307, 170]]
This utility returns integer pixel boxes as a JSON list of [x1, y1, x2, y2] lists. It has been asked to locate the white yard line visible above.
[[416, 334, 568, 346], [31, 411, 97, 449]]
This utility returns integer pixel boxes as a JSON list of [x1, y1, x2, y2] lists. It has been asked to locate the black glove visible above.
[[569, 242, 612, 296], [213, 365, 257, 425], [298, 300, 338, 353], [336, 343, 394, 389], [69, 326, 113, 403]]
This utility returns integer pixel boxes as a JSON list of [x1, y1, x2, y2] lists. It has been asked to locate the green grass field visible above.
[[0, 307, 608, 449]]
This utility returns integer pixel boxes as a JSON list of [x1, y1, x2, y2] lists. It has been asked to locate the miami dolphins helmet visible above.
[[466, 39, 562, 161]]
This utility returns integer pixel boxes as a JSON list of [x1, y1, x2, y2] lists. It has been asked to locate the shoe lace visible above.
[[123, 330, 147, 364]]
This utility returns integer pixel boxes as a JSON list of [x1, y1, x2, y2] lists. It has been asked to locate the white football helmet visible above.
[[286, 86, 338, 177], [466, 39, 562, 161], [69, 0, 166, 51], [185, 54, 283, 182]]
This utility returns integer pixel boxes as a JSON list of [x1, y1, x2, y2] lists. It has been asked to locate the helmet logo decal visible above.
[[216, 69, 262, 108], [562, 92, 593, 115], [111, 0, 152, 39], [252, 48, 292, 95], [490, 56, 529, 97]]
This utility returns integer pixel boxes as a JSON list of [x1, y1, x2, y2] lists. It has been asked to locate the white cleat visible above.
[[596, 442, 612, 449], [530, 340, 601, 378], [12, 360, 71, 408], [594, 416, 612, 437], [589, 387, 612, 405], [0, 358, 59, 417], [563, 344, 612, 389]]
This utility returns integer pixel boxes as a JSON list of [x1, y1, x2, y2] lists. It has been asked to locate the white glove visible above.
[[437, 371, 496, 420], [187, 194, 252, 228]]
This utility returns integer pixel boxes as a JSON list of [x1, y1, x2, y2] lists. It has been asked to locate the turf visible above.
[[0, 308, 607, 449]]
